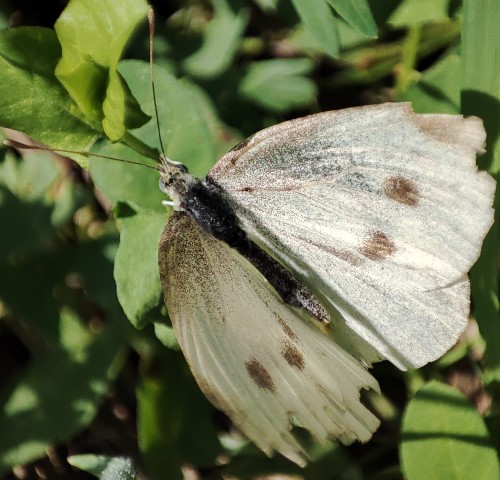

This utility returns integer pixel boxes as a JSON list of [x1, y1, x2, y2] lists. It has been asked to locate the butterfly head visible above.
[[158, 154, 195, 210]]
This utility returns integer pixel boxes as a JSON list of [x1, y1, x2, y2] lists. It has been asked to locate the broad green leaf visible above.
[[239, 58, 316, 112], [290, 0, 340, 58], [89, 142, 162, 213], [0, 27, 98, 154], [401, 381, 500, 480], [183, 0, 250, 79], [462, 0, 500, 382], [119, 60, 218, 177], [68, 455, 137, 480], [55, 0, 150, 140], [399, 53, 461, 113], [90, 61, 219, 211], [113, 205, 166, 328], [327, 0, 377, 37]]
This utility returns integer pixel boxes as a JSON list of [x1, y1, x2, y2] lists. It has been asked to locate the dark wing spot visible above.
[[360, 231, 396, 260], [384, 176, 419, 206], [280, 341, 305, 370], [245, 358, 276, 391], [277, 317, 299, 341]]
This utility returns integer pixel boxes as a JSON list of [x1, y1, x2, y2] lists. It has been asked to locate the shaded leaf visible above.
[[327, 0, 377, 37], [239, 58, 316, 112], [114, 205, 166, 328], [290, 0, 340, 58], [137, 349, 220, 479], [401, 381, 500, 480], [399, 53, 461, 113], [389, 0, 452, 27], [183, 0, 250, 79]]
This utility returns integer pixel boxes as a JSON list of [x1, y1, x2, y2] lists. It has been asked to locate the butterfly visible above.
[[156, 102, 495, 465]]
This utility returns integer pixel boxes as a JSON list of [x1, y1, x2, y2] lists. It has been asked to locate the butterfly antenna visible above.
[[3, 139, 160, 171], [148, 8, 167, 160]]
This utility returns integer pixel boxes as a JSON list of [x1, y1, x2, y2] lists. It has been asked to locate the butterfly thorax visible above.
[[158, 155, 196, 211], [159, 159, 330, 324]]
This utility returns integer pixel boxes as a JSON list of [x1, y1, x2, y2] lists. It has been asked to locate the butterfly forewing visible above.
[[209, 103, 494, 369], [159, 212, 380, 465]]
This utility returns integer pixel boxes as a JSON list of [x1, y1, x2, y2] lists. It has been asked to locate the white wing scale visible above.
[[210, 103, 494, 369], [159, 213, 380, 465]]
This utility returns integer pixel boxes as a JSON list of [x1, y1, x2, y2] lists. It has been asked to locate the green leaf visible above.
[[0, 185, 56, 264], [0, 27, 98, 155], [399, 53, 461, 113], [103, 70, 151, 140], [401, 381, 500, 480], [119, 60, 218, 177], [68, 455, 137, 480], [239, 58, 316, 112], [89, 60, 219, 209], [0, 310, 126, 475], [54, 0, 150, 140], [462, 0, 500, 382], [389, 0, 452, 27], [327, 0, 377, 37], [290, 0, 340, 58], [113, 205, 166, 328], [183, 0, 250, 79], [0, 149, 58, 201], [89, 142, 162, 212]]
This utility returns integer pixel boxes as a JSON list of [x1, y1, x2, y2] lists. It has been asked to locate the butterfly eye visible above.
[[159, 177, 168, 193]]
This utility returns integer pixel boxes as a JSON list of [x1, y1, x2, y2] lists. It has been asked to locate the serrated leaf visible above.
[[0, 27, 98, 156], [327, 0, 377, 37], [401, 381, 500, 480], [290, 0, 340, 58], [239, 58, 316, 112], [55, 0, 150, 140], [183, 0, 250, 79]]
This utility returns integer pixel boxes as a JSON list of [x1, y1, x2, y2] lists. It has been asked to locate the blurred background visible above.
[[0, 0, 498, 479]]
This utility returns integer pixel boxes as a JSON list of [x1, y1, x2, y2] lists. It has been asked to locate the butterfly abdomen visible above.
[[180, 175, 329, 324]]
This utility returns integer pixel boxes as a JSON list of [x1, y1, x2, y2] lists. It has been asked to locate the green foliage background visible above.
[[0, 0, 498, 479]]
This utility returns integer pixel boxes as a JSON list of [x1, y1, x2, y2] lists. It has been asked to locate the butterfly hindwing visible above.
[[159, 212, 380, 465]]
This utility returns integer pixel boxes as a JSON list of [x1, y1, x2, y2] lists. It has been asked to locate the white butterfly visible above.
[[157, 102, 495, 465]]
